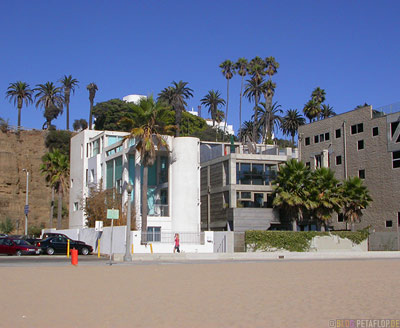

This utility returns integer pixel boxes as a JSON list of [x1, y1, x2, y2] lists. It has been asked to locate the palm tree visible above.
[[272, 159, 313, 231], [40, 149, 70, 229], [59, 75, 79, 130], [244, 77, 264, 143], [303, 99, 320, 123], [311, 87, 326, 104], [6, 81, 33, 131], [87, 82, 98, 130], [342, 177, 372, 231], [321, 104, 336, 119], [200, 90, 226, 127], [281, 109, 306, 144], [235, 58, 248, 139], [246, 57, 266, 142], [265, 56, 279, 79], [158, 81, 193, 137], [310, 167, 343, 231], [34, 82, 64, 129], [238, 120, 261, 143], [255, 101, 282, 143], [122, 96, 173, 243], [261, 79, 277, 140], [219, 60, 235, 136]]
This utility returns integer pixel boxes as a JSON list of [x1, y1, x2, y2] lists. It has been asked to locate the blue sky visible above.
[[1, 0, 400, 135]]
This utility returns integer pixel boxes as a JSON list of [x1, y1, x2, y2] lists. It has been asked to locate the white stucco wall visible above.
[[171, 137, 201, 233]]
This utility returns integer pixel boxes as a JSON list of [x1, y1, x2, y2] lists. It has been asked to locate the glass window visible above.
[[336, 156, 342, 165], [93, 140, 100, 156], [359, 169, 365, 179], [265, 164, 277, 184], [252, 164, 264, 185], [239, 163, 251, 185], [305, 137, 310, 146], [372, 127, 379, 136], [319, 133, 325, 142], [241, 192, 251, 199], [315, 155, 322, 168], [160, 156, 168, 184], [358, 140, 364, 150], [335, 129, 341, 138], [314, 135, 319, 143], [106, 160, 113, 189], [351, 123, 363, 135], [391, 122, 399, 138], [325, 132, 330, 141], [147, 227, 161, 242], [338, 213, 344, 222], [393, 151, 400, 168], [386, 220, 393, 228]]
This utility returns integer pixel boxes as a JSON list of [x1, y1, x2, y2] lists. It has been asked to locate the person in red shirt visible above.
[[174, 233, 180, 253]]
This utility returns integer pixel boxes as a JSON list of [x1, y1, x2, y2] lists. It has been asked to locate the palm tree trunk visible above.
[[351, 222, 355, 232], [57, 187, 62, 230], [17, 105, 22, 131], [141, 166, 148, 243], [50, 187, 54, 229], [223, 79, 229, 139], [89, 101, 93, 130], [292, 219, 297, 231], [66, 101, 70, 131], [252, 93, 259, 143], [239, 76, 244, 140]]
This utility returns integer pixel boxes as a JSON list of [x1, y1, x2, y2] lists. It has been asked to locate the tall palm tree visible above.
[[281, 109, 306, 144], [6, 81, 33, 131], [310, 167, 343, 231], [303, 99, 320, 123], [200, 90, 226, 127], [265, 56, 279, 80], [235, 58, 248, 139], [311, 87, 326, 104], [59, 75, 79, 130], [122, 96, 173, 243], [87, 82, 98, 130], [342, 177, 372, 231], [272, 159, 313, 231], [247, 57, 266, 142], [34, 82, 64, 129], [321, 104, 336, 119], [261, 79, 277, 140], [158, 81, 193, 137], [40, 149, 70, 229], [219, 60, 235, 136], [244, 77, 264, 143], [255, 101, 282, 143]]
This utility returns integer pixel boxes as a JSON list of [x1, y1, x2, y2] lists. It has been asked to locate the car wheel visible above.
[[16, 250, 22, 256], [81, 247, 89, 256], [46, 247, 55, 255]]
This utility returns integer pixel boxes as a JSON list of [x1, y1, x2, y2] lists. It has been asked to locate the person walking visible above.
[[174, 233, 180, 253]]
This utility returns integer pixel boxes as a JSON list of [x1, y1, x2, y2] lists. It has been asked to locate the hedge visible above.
[[245, 229, 369, 252]]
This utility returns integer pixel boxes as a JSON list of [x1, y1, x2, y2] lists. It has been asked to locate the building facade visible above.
[[298, 105, 400, 232], [69, 130, 201, 238], [200, 142, 298, 232]]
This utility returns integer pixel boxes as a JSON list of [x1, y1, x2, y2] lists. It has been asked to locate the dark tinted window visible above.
[[359, 169, 365, 179], [335, 129, 341, 138], [372, 127, 379, 136], [336, 156, 342, 165], [325, 132, 330, 141], [358, 140, 364, 150], [305, 137, 310, 146]]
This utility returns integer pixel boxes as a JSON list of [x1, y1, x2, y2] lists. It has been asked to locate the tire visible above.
[[81, 247, 89, 256], [46, 247, 55, 255], [16, 250, 22, 256]]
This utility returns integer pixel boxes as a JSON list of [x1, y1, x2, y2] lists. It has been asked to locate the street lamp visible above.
[[124, 183, 133, 261], [22, 169, 29, 235]]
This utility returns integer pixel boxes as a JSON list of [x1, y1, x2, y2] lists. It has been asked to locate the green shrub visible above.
[[245, 229, 369, 252], [0, 218, 15, 234]]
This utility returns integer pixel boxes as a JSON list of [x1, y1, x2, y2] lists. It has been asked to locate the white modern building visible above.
[[69, 130, 201, 240], [187, 108, 235, 135]]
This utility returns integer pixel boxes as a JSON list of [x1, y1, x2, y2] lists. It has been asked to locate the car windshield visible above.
[[12, 239, 32, 246]]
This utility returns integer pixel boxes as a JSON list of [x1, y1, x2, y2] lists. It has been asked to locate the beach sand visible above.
[[1, 259, 399, 328]]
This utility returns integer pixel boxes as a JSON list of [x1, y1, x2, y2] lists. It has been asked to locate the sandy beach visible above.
[[1, 259, 399, 328]]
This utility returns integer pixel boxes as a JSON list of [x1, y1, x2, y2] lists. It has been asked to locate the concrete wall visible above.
[[369, 231, 400, 251]]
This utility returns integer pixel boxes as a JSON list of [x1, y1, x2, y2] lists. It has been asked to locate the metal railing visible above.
[[141, 232, 203, 244], [374, 102, 400, 116]]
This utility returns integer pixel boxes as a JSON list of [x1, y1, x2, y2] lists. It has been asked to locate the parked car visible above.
[[0, 237, 41, 256], [41, 232, 70, 240], [37, 236, 93, 255]]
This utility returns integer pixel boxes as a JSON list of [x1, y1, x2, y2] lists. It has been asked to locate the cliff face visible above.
[[0, 130, 68, 233]]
